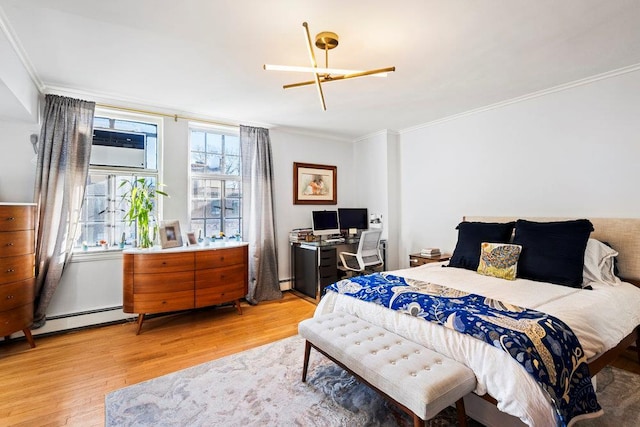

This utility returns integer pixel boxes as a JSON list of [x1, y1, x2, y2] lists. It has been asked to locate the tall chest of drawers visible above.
[[0, 203, 36, 348]]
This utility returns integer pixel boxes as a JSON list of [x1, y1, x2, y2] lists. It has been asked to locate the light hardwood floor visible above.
[[0, 291, 316, 427], [0, 291, 638, 427]]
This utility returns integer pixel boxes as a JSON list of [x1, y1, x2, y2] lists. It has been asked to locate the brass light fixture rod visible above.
[[283, 66, 397, 89], [303, 22, 326, 111]]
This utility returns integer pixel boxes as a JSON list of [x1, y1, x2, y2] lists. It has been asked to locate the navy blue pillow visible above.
[[448, 221, 515, 271], [513, 219, 594, 288]]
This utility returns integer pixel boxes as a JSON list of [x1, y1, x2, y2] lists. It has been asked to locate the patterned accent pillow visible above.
[[477, 242, 522, 280]]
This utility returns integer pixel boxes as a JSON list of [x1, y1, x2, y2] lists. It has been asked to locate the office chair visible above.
[[339, 229, 384, 277]]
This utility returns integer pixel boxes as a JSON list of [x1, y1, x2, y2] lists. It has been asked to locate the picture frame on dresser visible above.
[[159, 220, 183, 249]]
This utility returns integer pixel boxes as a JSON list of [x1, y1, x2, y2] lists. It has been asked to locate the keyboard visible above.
[[325, 238, 345, 243]]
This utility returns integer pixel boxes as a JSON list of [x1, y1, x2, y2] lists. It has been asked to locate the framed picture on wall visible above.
[[159, 220, 183, 249], [293, 162, 337, 205]]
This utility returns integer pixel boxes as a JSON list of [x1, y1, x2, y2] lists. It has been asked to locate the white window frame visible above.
[[188, 122, 242, 240], [73, 108, 163, 258]]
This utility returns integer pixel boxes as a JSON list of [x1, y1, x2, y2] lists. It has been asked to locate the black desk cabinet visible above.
[[291, 239, 386, 302], [293, 245, 337, 300]]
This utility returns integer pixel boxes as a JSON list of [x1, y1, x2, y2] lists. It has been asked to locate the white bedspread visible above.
[[315, 263, 640, 426]]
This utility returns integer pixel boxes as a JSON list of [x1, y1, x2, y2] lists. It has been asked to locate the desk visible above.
[[290, 238, 386, 302]]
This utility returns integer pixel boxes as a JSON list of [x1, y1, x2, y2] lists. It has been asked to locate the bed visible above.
[[314, 217, 640, 427]]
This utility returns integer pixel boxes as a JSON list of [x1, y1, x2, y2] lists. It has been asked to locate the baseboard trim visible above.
[[32, 307, 136, 337]]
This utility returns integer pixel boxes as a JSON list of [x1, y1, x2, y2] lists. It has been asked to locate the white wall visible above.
[[270, 128, 357, 284], [353, 130, 401, 270], [398, 69, 640, 267], [0, 119, 40, 201]]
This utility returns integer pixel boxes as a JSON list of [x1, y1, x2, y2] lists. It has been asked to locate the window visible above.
[[75, 112, 161, 251], [189, 127, 241, 239]]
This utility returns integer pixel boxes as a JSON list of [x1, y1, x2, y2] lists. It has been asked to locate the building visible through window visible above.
[[189, 127, 241, 239]]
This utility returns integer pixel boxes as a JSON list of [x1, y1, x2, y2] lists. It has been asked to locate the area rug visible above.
[[105, 335, 640, 426]]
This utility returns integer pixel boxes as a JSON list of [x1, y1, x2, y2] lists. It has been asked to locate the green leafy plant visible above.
[[119, 178, 168, 248]]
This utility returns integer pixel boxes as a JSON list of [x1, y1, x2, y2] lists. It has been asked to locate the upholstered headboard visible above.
[[464, 216, 640, 283]]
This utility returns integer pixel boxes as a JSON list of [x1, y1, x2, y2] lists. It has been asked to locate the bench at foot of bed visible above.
[[299, 312, 477, 427]]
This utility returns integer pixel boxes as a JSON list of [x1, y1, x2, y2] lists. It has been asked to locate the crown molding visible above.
[[400, 63, 640, 135], [0, 5, 44, 93]]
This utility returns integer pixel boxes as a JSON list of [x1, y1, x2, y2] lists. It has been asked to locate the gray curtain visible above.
[[240, 125, 282, 303], [33, 94, 95, 328]]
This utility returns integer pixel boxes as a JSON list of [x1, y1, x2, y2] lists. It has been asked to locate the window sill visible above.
[[71, 247, 127, 262]]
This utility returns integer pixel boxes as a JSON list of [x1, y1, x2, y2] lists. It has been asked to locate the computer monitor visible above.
[[311, 210, 340, 236], [338, 208, 369, 231]]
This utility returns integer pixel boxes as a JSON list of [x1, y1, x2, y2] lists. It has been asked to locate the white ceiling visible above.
[[1, 0, 640, 139]]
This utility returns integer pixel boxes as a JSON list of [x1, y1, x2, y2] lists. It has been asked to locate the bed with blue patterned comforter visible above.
[[315, 263, 640, 427]]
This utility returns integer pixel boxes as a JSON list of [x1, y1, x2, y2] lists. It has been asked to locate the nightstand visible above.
[[409, 253, 451, 267]]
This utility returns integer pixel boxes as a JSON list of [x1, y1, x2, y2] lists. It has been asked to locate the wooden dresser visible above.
[[123, 243, 248, 334], [0, 203, 36, 348]]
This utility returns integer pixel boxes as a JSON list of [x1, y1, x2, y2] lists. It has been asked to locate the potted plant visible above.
[[120, 177, 168, 248]]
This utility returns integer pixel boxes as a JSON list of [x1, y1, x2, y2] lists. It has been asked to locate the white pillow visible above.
[[582, 238, 621, 287]]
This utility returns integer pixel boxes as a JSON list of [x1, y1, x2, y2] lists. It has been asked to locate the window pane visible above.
[[224, 198, 240, 218], [206, 133, 223, 154], [191, 131, 205, 152], [146, 136, 157, 170], [93, 117, 111, 128], [224, 219, 240, 236], [190, 220, 204, 237], [191, 200, 207, 218], [206, 154, 222, 173], [224, 155, 240, 176], [113, 119, 157, 135], [205, 220, 220, 237], [207, 200, 221, 219], [224, 135, 240, 155], [225, 180, 241, 198], [191, 153, 206, 173]]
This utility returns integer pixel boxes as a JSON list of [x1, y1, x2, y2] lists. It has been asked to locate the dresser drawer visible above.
[[0, 230, 35, 257], [0, 205, 35, 232], [132, 271, 194, 294], [132, 252, 194, 274], [0, 254, 34, 285], [0, 303, 33, 336], [132, 291, 194, 314], [195, 281, 247, 308], [0, 278, 34, 310], [195, 246, 246, 269], [195, 264, 246, 290]]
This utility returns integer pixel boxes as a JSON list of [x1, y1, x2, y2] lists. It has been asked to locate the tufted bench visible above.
[[298, 312, 477, 427]]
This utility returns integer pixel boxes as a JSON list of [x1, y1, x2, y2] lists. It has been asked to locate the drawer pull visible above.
[[5, 242, 14, 247], [6, 295, 14, 299], [410, 259, 418, 263], [6, 217, 15, 221], [6, 269, 15, 273]]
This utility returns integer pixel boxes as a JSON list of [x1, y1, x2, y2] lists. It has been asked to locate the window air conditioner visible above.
[[90, 129, 146, 168]]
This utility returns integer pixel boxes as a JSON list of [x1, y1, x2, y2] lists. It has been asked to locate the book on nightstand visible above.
[[420, 248, 441, 257]]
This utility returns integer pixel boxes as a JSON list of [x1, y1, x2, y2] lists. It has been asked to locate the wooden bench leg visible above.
[[412, 414, 424, 427], [234, 299, 243, 315], [456, 397, 468, 427], [302, 340, 312, 382]]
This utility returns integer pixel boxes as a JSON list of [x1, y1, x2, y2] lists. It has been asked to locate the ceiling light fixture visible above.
[[264, 22, 396, 111]]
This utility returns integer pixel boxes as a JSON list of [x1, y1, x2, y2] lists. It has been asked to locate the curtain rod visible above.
[[95, 103, 238, 128]]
